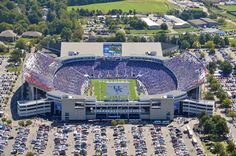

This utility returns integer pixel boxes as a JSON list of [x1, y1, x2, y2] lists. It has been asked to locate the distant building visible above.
[[201, 18, 218, 27], [164, 15, 191, 29], [0, 30, 16, 42], [141, 18, 161, 30], [188, 19, 207, 27], [188, 18, 218, 28], [22, 31, 42, 38]]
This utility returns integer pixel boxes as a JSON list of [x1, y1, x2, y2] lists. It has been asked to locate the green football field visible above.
[[67, 0, 176, 13], [90, 79, 138, 101]]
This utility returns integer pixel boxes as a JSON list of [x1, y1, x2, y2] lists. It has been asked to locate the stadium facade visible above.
[[18, 42, 209, 121]]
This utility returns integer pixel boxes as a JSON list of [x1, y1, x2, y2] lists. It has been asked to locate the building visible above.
[[200, 18, 218, 27], [17, 99, 51, 117], [164, 15, 191, 29], [0, 30, 16, 42], [141, 18, 161, 30], [188, 19, 207, 27], [18, 42, 206, 121], [22, 31, 42, 38], [181, 99, 215, 116], [188, 18, 218, 28]]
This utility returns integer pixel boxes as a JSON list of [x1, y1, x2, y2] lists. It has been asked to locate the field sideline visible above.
[[67, 0, 176, 13], [90, 79, 138, 101]]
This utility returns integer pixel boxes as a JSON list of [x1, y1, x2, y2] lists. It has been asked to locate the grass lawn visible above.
[[6, 64, 22, 73], [129, 29, 169, 34], [220, 21, 236, 31], [222, 5, 236, 11], [229, 37, 236, 46], [210, 6, 236, 20], [67, 0, 176, 13], [90, 79, 138, 101], [202, 141, 228, 156], [174, 27, 198, 34]]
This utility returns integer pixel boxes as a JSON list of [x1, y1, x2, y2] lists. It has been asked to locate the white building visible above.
[[164, 15, 191, 29], [182, 99, 215, 116], [141, 18, 161, 30]]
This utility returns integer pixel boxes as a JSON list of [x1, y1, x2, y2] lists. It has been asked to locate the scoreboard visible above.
[[103, 43, 122, 57]]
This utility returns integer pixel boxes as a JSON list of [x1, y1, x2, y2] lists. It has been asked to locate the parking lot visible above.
[[0, 117, 206, 156]]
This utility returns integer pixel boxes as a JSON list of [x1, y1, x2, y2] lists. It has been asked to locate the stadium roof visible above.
[[60, 42, 163, 57]]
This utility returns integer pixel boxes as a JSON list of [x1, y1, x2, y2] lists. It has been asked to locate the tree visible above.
[[6, 119, 12, 125], [205, 92, 215, 100], [26, 120, 32, 126], [16, 39, 27, 50], [114, 31, 126, 42], [111, 119, 117, 126], [227, 140, 235, 153], [0, 45, 7, 53], [216, 89, 227, 103], [200, 52, 205, 59], [207, 62, 217, 74], [61, 28, 72, 41], [224, 37, 230, 46], [160, 23, 168, 30], [73, 27, 83, 41], [96, 36, 105, 42], [26, 151, 34, 156], [214, 142, 225, 155], [205, 41, 215, 49], [154, 33, 168, 43], [8, 49, 24, 64], [222, 98, 232, 108], [1, 118, 7, 123], [118, 119, 125, 125], [215, 118, 229, 135], [18, 121, 25, 127], [210, 82, 220, 91], [220, 61, 233, 76], [213, 34, 221, 46], [199, 34, 206, 45], [6, 1, 16, 10], [140, 36, 147, 42], [181, 40, 190, 49], [192, 41, 201, 49], [129, 17, 147, 30], [0, 22, 13, 32], [209, 48, 215, 55]]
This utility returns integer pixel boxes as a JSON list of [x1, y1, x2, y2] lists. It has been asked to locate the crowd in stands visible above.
[[24, 52, 205, 96], [53, 59, 177, 95], [164, 52, 206, 91], [24, 53, 62, 91]]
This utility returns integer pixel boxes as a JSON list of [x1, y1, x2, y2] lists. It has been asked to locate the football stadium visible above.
[[17, 42, 207, 121]]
